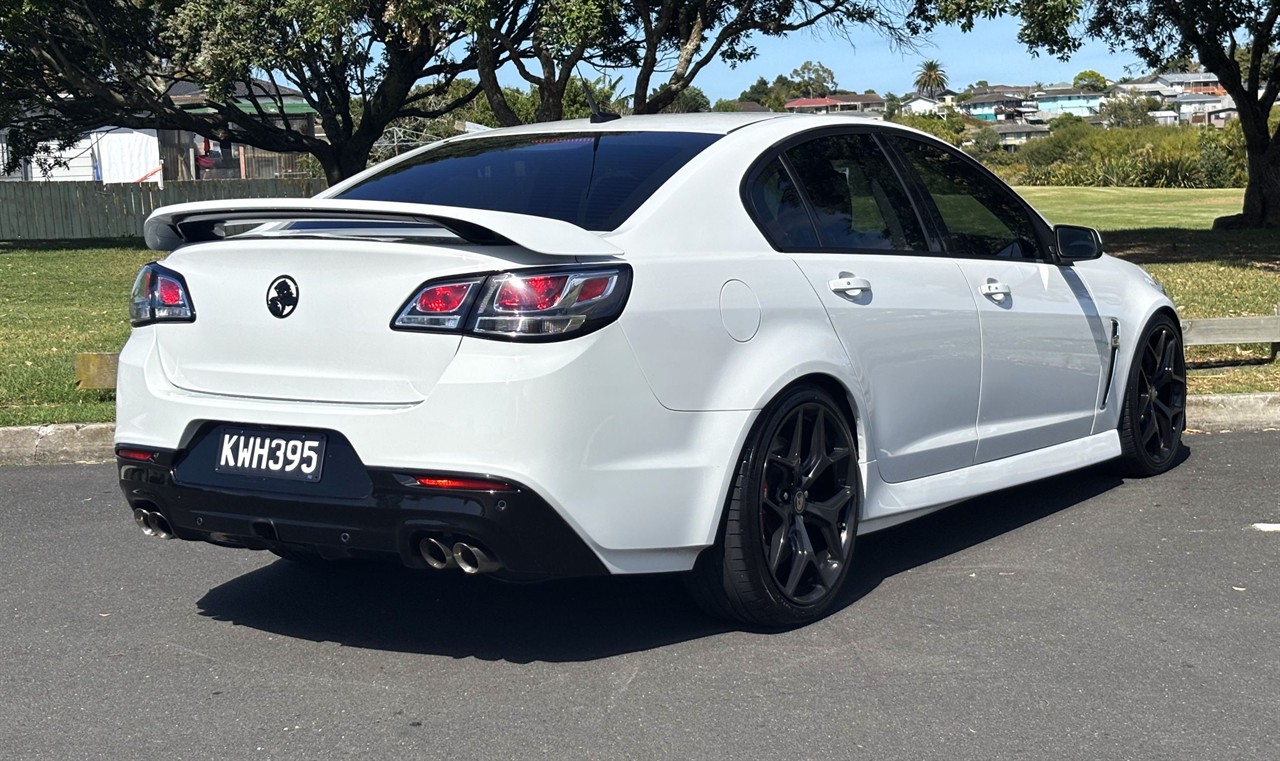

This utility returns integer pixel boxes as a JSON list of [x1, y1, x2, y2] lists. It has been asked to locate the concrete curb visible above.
[[2, 394, 1278, 467]]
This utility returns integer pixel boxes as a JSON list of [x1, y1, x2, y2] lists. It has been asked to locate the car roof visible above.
[[439, 111, 919, 140]]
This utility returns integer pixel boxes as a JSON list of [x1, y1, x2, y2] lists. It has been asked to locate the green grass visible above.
[[0, 187, 1277, 426], [0, 240, 155, 426]]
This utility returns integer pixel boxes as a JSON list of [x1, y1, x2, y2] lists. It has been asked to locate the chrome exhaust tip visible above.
[[419, 537, 457, 570], [133, 508, 155, 537], [452, 542, 500, 575], [148, 512, 175, 540]]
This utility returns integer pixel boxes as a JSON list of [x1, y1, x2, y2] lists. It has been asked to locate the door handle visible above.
[[980, 280, 1011, 302], [829, 276, 872, 297]]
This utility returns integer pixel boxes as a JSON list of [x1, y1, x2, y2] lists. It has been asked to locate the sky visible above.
[[565, 16, 1152, 102]]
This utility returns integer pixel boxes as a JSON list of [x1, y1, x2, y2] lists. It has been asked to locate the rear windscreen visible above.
[[335, 131, 721, 231]]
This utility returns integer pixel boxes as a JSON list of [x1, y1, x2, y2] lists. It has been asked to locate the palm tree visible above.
[[914, 60, 948, 98]]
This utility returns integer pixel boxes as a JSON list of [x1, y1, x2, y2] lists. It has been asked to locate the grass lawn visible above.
[[0, 240, 155, 426], [1, 186, 1278, 426]]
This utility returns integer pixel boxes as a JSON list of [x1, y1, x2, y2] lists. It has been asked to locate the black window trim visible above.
[[880, 132, 1062, 264], [739, 124, 946, 257]]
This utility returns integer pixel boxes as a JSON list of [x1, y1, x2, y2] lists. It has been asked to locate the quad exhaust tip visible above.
[[419, 537, 458, 570], [133, 508, 174, 540], [417, 535, 501, 574]]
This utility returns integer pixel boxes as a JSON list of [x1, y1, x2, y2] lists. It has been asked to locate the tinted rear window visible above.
[[336, 131, 722, 231]]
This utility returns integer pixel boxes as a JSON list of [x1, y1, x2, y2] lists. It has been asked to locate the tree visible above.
[[966, 125, 1002, 158], [740, 74, 800, 111], [1048, 112, 1086, 130], [1073, 69, 1109, 92], [1101, 93, 1159, 128], [913, 59, 948, 97], [909, 0, 1280, 228], [712, 98, 743, 112], [790, 60, 838, 98], [611, 1, 911, 115], [658, 85, 711, 113], [0, 0, 499, 184]]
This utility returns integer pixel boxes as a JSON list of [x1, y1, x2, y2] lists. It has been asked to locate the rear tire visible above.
[[686, 385, 859, 628], [1116, 313, 1186, 477]]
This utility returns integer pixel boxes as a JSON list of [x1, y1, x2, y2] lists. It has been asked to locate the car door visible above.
[[746, 130, 982, 484], [887, 135, 1109, 463]]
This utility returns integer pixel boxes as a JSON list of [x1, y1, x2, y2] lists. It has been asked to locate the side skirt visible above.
[[857, 431, 1122, 535]]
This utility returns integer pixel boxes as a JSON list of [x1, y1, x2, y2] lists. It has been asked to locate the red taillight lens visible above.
[[495, 275, 568, 311], [117, 448, 156, 462], [158, 277, 183, 306], [130, 263, 195, 326], [417, 283, 473, 313], [576, 276, 612, 302], [413, 476, 515, 492]]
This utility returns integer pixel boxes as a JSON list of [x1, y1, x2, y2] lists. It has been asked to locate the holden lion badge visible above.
[[267, 275, 299, 319]]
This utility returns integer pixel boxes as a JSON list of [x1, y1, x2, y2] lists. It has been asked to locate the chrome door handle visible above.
[[980, 280, 1011, 302], [829, 276, 872, 297]]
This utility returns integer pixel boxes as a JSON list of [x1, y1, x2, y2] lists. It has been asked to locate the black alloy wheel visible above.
[[1118, 313, 1186, 476], [687, 385, 859, 627]]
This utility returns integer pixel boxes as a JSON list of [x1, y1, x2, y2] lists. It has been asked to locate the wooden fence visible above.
[[0, 179, 328, 241]]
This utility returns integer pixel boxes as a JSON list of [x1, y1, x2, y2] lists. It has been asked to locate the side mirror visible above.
[[1054, 224, 1104, 262]]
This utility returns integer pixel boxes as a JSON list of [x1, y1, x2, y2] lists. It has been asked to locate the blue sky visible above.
[[572, 17, 1151, 102]]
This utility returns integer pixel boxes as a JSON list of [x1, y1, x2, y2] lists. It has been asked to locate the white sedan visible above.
[[116, 113, 1185, 627]]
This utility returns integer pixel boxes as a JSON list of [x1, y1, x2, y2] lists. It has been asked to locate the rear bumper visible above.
[[116, 325, 753, 573], [116, 437, 608, 581]]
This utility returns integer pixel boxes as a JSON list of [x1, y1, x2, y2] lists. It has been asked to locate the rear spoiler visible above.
[[142, 198, 623, 256]]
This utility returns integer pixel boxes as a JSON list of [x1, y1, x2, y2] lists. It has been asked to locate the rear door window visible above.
[[746, 132, 929, 252], [336, 131, 721, 232]]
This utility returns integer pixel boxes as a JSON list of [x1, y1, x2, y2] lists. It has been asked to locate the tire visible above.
[[1116, 312, 1186, 477], [686, 384, 859, 628]]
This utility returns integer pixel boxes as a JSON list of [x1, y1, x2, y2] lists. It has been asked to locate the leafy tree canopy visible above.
[[1073, 69, 1108, 92]]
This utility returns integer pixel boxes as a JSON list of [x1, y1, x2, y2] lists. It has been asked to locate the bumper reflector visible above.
[[412, 476, 515, 492]]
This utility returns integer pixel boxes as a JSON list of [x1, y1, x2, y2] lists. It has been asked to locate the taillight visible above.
[[393, 265, 631, 341], [130, 263, 195, 326], [394, 277, 484, 330]]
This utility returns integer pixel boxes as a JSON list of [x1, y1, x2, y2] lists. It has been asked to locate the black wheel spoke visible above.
[[756, 398, 858, 606]]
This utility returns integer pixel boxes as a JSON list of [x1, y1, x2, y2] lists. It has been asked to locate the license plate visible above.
[[214, 429, 326, 481]]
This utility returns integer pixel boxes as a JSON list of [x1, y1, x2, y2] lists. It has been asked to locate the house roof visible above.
[[785, 97, 843, 109], [1037, 88, 1094, 98], [734, 100, 772, 112], [1157, 72, 1220, 84], [830, 93, 885, 105], [166, 78, 306, 102], [902, 95, 938, 105], [965, 93, 1024, 105]]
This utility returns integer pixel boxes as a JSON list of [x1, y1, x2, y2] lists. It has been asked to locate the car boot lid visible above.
[[144, 198, 623, 257]]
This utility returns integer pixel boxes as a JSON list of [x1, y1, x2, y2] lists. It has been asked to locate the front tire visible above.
[[687, 385, 859, 628], [1116, 312, 1186, 477]]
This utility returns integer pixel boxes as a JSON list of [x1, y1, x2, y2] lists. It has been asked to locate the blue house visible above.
[[1034, 88, 1106, 117]]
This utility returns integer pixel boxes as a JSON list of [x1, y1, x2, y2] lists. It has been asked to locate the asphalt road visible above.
[[2, 433, 1277, 761]]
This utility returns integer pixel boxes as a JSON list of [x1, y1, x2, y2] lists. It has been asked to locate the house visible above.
[[0, 127, 162, 183], [991, 122, 1050, 148], [785, 93, 886, 115], [960, 93, 1026, 121], [1155, 72, 1226, 95], [899, 95, 940, 115], [830, 93, 886, 113], [1150, 110, 1180, 126], [784, 97, 850, 114], [1173, 92, 1235, 121], [733, 100, 773, 113], [1033, 88, 1107, 117]]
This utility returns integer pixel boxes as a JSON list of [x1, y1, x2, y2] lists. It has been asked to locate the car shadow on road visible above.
[[195, 450, 1187, 662]]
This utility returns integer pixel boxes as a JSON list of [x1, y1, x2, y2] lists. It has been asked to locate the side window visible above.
[[747, 157, 819, 248], [891, 136, 1046, 260], [784, 134, 929, 252]]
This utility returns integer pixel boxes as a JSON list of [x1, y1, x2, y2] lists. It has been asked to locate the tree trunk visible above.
[[317, 142, 375, 186], [1214, 118, 1280, 229]]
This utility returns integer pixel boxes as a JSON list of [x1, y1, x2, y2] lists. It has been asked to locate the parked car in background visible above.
[[116, 113, 1185, 627]]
